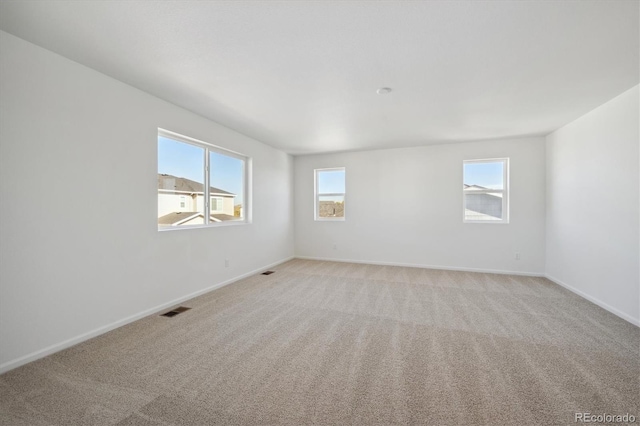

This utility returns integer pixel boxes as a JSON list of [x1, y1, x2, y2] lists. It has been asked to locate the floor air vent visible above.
[[161, 306, 191, 318], [262, 271, 275, 275]]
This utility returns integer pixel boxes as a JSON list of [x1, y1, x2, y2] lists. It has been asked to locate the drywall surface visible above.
[[0, 32, 294, 371], [546, 85, 639, 325], [294, 137, 546, 275]]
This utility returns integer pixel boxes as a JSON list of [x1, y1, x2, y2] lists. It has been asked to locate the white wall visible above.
[[0, 32, 295, 372], [295, 138, 546, 275], [546, 86, 639, 325], [1, 28, 636, 375]]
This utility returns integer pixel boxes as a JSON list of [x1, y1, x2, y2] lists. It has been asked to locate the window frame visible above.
[[462, 158, 509, 224], [158, 128, 250, 231], [314, 167, 346, 221]]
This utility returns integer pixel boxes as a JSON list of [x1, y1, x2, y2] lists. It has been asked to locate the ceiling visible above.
[[0, 1, 638, 155]]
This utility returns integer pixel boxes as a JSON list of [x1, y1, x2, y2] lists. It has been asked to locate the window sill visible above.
[[158, 220, 249, 231], [463, 220, 509, 224]]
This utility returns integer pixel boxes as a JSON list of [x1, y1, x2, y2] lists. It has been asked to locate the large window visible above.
[[463, 158, 508, 223], [157, 129, 248, 229], [315, 168, 345, 220]]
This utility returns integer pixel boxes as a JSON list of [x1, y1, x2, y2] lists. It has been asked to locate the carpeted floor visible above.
[[0, 259, 638, 425]]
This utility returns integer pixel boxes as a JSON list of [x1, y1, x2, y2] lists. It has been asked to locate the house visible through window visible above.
[[157, 130, 248, 229], [315, 168, 345, 220], [463, 158, 509, 223]]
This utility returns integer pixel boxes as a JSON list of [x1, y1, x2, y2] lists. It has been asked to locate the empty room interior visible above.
[[0, 1, 638, 425]]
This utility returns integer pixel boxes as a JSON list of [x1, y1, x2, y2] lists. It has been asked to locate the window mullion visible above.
[[204, 148, 210, 225]]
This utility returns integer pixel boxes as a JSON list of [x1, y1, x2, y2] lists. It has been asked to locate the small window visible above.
[[210, 196, 223, 213], [463, 158, 509, 223], [315, 168, 345, 220], [157, 129, 248, 229]]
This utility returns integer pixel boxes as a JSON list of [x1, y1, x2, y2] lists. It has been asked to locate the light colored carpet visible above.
[[0, 259, 638, 425]]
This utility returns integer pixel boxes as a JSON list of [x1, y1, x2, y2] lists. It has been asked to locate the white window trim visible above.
[[314, 167, 346, 221], [463, 158, 509, 224], [158, 128, 250, 231]]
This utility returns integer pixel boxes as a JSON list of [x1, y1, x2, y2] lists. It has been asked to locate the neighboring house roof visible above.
[[157, 211, 200, 226], [211, 214, 237, 222], [158, 174, 234, 196], [464, 184, 488, 190], [158, 211, 239, 226]]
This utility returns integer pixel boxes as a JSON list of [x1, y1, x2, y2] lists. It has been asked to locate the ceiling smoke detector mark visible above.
[[161, 306, 191, 317], [376, 87, 392, 95], [262, 271, 275, 275]]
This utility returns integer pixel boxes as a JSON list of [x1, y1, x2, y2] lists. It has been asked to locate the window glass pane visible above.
[[318, 169, 345, 194], [463, 161, 503, 190], [318, 195, 345, 218], [210, 151, 244, 221], [157, 136, 205, 227], [464, 192, 503, 221]]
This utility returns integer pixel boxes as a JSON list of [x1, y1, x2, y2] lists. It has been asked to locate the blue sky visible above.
[[318, 169, 345, 193], [158, 136, 244, 204], [464, 162, 504, 189]]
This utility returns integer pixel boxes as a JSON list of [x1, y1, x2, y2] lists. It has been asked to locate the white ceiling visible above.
[[0, 1, 638, 154]]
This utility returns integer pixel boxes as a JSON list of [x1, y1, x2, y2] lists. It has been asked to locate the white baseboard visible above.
[[0, 256, 295, 375], [295, 256, 639, 327], [5, 256, 634, 374], [544, 274, 639, 327], [294, 255, 544, 277]]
